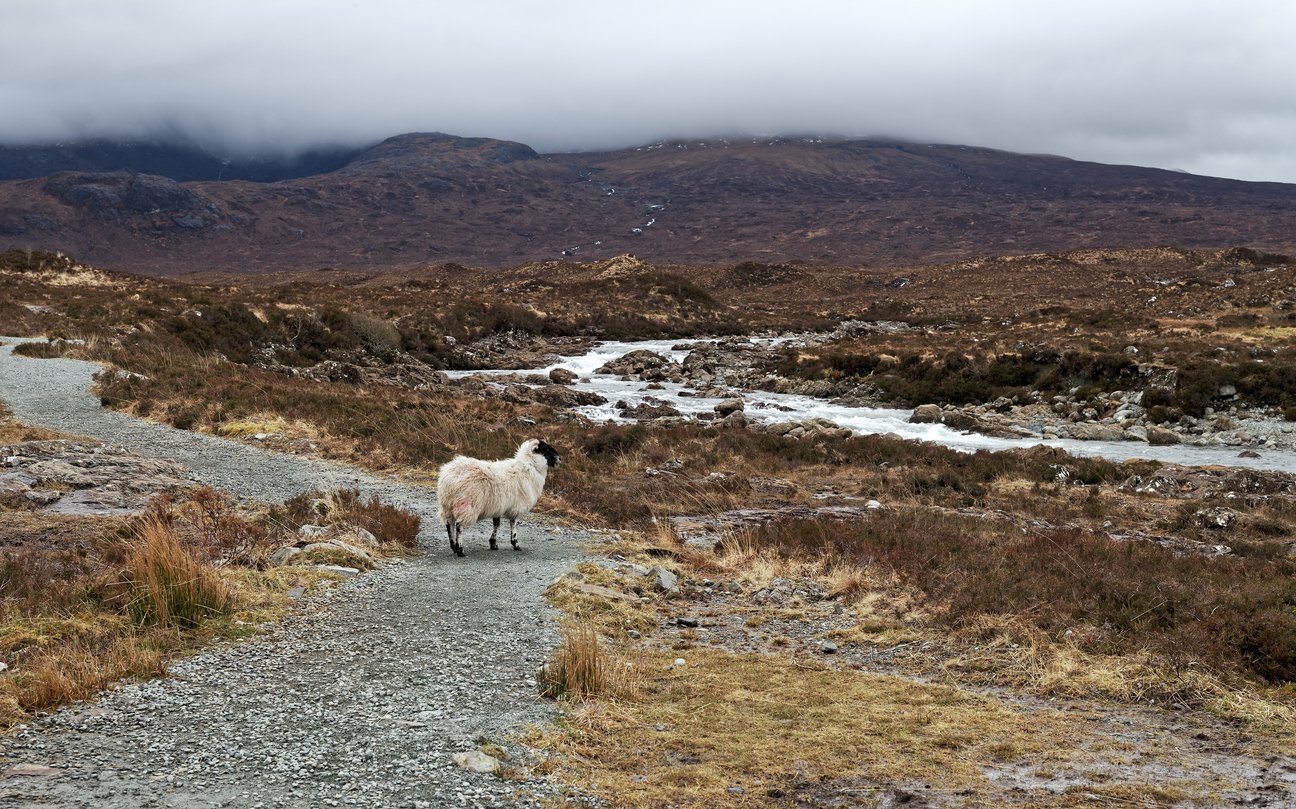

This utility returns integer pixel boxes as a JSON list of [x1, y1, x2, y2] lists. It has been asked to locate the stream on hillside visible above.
[[447, 337, 1296, 474]]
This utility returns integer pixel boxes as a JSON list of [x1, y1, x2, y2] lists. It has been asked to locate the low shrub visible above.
[[279, 488, 421, 548], [741, 512, 1296, 684], [11, 339, 73, 359]]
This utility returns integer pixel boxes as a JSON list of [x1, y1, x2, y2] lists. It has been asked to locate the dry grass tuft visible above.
[[124, 517, 236, 628], [540, 621, 640, 701], [535, 647, 1070, 807], [16, 635, 166, 713]]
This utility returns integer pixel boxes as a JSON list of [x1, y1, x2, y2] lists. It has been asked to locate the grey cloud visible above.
[[2, 0, 1295, 182]]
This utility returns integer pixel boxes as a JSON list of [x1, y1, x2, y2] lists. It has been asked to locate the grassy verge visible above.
[[0, 483, 420, 732], [530, 647, 1078, 807]]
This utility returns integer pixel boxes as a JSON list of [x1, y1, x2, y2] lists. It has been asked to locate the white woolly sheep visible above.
[[437, 438, 560, 557]]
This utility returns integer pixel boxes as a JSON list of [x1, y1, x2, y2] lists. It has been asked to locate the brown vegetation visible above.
[[0, 482, 418, 730]]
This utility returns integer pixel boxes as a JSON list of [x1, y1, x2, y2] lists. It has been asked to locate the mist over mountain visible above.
[[1, 132, 1293, 275]]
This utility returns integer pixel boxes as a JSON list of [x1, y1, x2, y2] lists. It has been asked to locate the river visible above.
[[448, 337, 1296, 474]]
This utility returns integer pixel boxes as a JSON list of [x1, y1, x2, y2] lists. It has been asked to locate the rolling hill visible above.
[[1, 132, 1293, 275]]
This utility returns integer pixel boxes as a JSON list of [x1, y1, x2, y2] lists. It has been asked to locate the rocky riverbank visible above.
[[528, 332, 1296, 453]]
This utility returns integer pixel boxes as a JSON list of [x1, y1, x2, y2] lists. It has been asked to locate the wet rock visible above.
[[1146, 425, 1182, 445], [548, 367, 577, 385], [45, 488, 134, 515], [909, 404, 944, 424]]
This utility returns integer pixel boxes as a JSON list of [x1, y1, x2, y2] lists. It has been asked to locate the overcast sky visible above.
[[4, 1, 1295, 183]]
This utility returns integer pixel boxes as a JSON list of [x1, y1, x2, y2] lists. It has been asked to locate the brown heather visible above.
[[725, 512, 1296, 685]]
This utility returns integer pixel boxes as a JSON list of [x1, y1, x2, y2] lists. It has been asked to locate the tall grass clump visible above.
[[540, 622, 638, 701], [124, 517, 235, 628]]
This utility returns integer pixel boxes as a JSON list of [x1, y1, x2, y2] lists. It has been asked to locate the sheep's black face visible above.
[[534, 439, 560, 468]]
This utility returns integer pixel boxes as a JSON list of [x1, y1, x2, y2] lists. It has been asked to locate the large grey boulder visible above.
[[714, 398, 745, 416]]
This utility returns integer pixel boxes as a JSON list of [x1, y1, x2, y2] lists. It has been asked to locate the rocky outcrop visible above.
[[596, 349, 672, 376], [761, 418, 853, 441], [270, 523, 382, 569], [616, 399, 681, 420], [0, 439, 188, 515]]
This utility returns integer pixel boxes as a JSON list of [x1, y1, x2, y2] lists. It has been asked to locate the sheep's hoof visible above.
[[454, 548, 465, 558], [511, 542, 520, 551]]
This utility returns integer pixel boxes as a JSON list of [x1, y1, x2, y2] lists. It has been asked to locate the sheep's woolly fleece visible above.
[[438, 439, 559, 556]]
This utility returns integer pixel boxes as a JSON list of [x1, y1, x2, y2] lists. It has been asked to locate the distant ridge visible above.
[[0, 133, 1293, 275]]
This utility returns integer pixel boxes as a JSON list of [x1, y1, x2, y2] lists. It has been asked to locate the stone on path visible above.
[[3, 764, 60, 778], [648, 566, 679, 593], [453, 751, 501, 774]]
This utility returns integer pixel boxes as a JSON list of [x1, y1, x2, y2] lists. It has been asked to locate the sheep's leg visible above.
[[445, 521, 456, 556], [509, 518, 520, 550], [489, 517, 500, 550], [454, 522, 465, 557]]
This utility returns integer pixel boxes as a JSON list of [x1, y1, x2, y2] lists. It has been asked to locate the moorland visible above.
[[4, 241, 1296, 804]]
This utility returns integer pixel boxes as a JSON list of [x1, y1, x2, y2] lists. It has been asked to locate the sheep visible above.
[[437, 438, 560, 557]]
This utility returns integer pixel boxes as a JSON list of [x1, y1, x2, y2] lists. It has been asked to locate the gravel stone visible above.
[[0, 339, 586, 807]]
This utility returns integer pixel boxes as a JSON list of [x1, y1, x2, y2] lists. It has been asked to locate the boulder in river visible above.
[[596, 349, 670, 376], [910, 404, 943, 424], [714, 398, 745, 416], [548, 367, 578, 384], [1146, 425, 1182, 445]]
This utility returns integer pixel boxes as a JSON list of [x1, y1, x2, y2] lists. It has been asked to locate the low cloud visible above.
[[4, 0, 1295, 182]]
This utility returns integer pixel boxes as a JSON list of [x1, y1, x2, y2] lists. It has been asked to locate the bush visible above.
[[12, 340, 73, 359], [279, 488, 421, 549]]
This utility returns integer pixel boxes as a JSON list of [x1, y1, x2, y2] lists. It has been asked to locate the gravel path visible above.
[[0, 339, 587, 808]]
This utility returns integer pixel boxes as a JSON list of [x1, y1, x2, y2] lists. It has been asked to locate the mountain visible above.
[[0, 133, 1293, 275]]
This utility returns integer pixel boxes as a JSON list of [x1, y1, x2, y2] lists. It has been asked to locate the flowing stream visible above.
[[450, 337, 1296, 474]]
